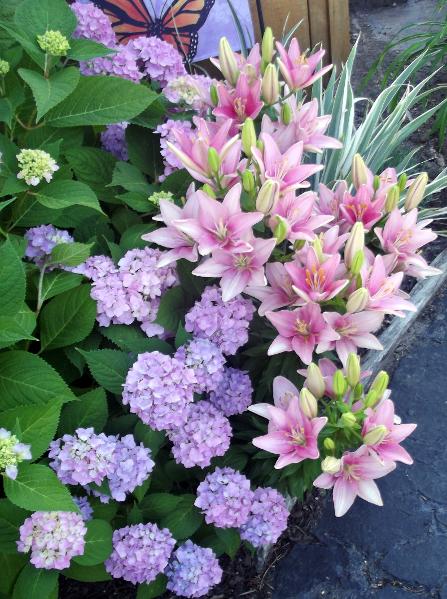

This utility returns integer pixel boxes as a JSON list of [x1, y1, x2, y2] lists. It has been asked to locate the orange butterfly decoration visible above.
[[92, 0, 216, 62]]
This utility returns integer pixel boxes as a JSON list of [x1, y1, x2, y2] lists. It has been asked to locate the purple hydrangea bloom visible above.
[[166, 540, 222, 598], [175, 338, 225, 394], [72, 254, 116, 281], [49, 428, 116, 487], [17, 511, 86, 570], [71, 1, 116, 47], [73, 496, 94, 521], [25, 225, 74, 267], [185, 286, 255, 356], [108, 434, 155, 501], [240, 487, 289, 547], [156, 119, 193, 180], [127, 36, 186, 86], [123, 351, 196, 431], [168, 402, 231, 469], [163, 74, 214, 114], [101, 122, 128, 161], [80, 44, 142, 82], [105, 523, 175, 584], [195, 467, 253, 528], [208, 367, 253, 416]]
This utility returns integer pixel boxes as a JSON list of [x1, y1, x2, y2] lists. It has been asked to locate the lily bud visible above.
[[345, 222, 365, 269], [363, 425, 388, 446], [312, 236, 324, 262], [242, 170, 255, 194], [261, 26, 274, 68], [385, 185, 400, 213], [370, 370, 389, 398], [293, 239, 306, 251], [333, 370, 348, 397], [323, 438, 336, 452], [256, 139, 264, 152], [352, 154, 368, 189], [281, 102, 292, 125], [346, 287, 369, 313], [398, 173, 408, 192], [207, 147, 220, 174], [346, 353, 361, 388], [256, 179, 280, 214], [273, 215, 289, 245], [241, 118, 256, 157], [373, 175, 381, 192], [364, 389, 380, 409], [218, 37, 239, 85], [306, 363, 325, 398], [299, 388, 318, 419], [262, 64, 280, 105], [210, 84, 218, 107], [202, 184, 216, 198], [340, 412, 357, 428], [405, 172, 428, 211], [321, 456, 341, 474], [350, 250, 364, 276]]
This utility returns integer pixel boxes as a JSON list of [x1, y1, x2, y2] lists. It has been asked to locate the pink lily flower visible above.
[[211, 44, 262, 83], [276, 39, 332, 90], [298, 358, 371, 399], [315, 182, 350, 232], [142, 194, 200, 267], [285, 247, 349, 304], [249, 375, 299, 420], [245, 262, 299, 316], [174, 183, 263, 256], [269, 191, 333, 242], [340, 184, 385, 231], [251, 394, 327, 468], [193, 236, 276, 302], [363, 399, 416, 464], [362, 255, 416, 317], [314, 445, 396, 517], [261, 98, 343, 154], [251, 133, 323, 195], [266, 303, 340, 365], [321, 311, 384, 365], [167, 117, 242, 189], [214, 74, 264, 125]]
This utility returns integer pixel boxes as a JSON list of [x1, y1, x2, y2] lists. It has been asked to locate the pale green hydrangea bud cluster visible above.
[[0, 428, 31, 480], [16, 148, 59, 186], [148, 190, 174, 206], [0, 59, 10, 76], [37, 30, 70, 56]]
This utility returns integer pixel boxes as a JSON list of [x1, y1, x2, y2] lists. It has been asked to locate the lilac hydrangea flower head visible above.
[[240, 487, 289, 547], [185, 286, 255, 355], [118, 247, 177, 298], [107, 435, 154, 501], [123, 351, 196, 431], [0, 428, 31, 480], [208, 367, 253, 416], [166, 540, 223, 598], [128, 36, 186, 86], [156, 119, 193, 180], [80, 45, 142, 82], [73, 496, 94, 521], [105, 523, 175, 584], [101, 122, 128, 161], [49, 428, 116, 487], [168, 401, 231, 469], [17, 511, 87, 570], [163, 74, 214, 114], [24, 225, 74, 267], [195, 467, 253, 528], [71, 1, 116, 47], [72, 254, 117, 281], [175, 338, 225, 394]]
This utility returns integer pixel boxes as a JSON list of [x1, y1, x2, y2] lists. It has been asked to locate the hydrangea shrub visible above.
[[0, 0, 444, 597]]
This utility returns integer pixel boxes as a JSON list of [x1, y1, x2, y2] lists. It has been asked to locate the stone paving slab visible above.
[[272, 284, 447, 599]]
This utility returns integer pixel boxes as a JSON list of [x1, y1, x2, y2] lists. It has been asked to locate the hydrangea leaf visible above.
[[78, 349, 134, 394], [12, 564, 58, 599], [0, 238, 25, 316], [58, 388, 108, 436], [73, 519, 113, 567], [35, 180, 104, 214]]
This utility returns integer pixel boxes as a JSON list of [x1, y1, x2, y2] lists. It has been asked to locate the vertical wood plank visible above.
[[327, 0, 351, 67], [307, 0, 330, 54], [249, 0, 310, 50]]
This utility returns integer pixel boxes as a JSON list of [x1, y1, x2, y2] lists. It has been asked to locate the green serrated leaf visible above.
[[35, 180, 103, 214], [0, 500, 29, 554], [19, 67, 80, 122], [15, 0, 77, 40], [155, 286, 184, 333], [215, 527, 240, 559], [12, 564, 58, 599], [38, 271, 84, 302], [0, 552, 27, 597], [136, 575, 167, 599], [100, 325, 172, 354], [79, 349, 133, 394], [134, 421, 166, 457], [159, 495, 203, 540], [49, 241, 93, 267], [4, 464, 78, 512], [64, 147, 116, 189], [0, 314, 36, 348], [110, 161, 151, 193], [0, 238, 25, 316], [62, 562, 111, 583], [120, 223, 155, 251], [0, 351, 76, 409], [39, 285, 96, 350], [139, 493, 183, 521], [58, 388, 108, 436], [73, 519, 113, 567], [67, 38, 115, 61]]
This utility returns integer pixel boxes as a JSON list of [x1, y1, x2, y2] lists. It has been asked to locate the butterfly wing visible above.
[[92, 0, 154, 42]]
